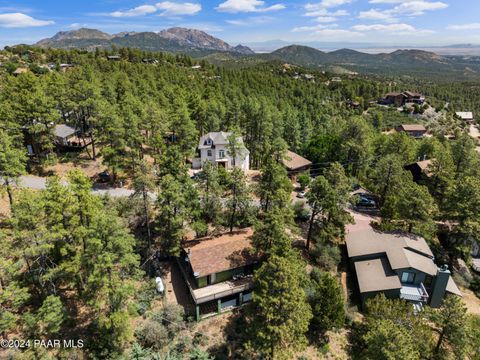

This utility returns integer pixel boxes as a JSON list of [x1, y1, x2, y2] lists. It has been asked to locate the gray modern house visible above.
[[346, 229, 461, 310]]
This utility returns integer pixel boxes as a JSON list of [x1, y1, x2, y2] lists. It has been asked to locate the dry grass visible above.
[[44, 153, 106, 179], [460, 286, 480, 315], [0, 195, 10, 218]]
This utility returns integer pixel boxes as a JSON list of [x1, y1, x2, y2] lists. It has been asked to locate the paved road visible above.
[[4, 175, 137, 198]]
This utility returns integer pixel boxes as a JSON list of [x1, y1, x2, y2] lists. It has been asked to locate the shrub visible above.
[[310, 242, 341, 271], [135, 320, 169, 350], [297, 173, 311, 190], [135, 281, 158, 315], [292, 201, 310, 221], [151, 304, 186, 337]]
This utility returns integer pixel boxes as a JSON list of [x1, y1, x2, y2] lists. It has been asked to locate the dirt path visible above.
[[460, 286, 480, 315], [160, 261, 195, 314], [468, 124, 480, 153]]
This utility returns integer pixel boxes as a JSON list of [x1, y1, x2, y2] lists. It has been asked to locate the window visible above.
[[401, 271, 415, 284], [207, 150, 212, 157], [205, 138, 212, 146], [219, 150, 225, 158]]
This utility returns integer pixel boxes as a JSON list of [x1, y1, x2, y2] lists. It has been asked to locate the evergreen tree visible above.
[[308, 269, 345, 334], [0, 129, 26, 206], [363, 319, 420, 360], [427, 295, 469, 359], [246, 253, 312, 359], [225, 167, 254, 232], [305, 163, 351, 249]]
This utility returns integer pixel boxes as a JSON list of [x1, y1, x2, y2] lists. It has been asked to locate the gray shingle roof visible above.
[[54, 124, 76, 139], [346, 229, 437, 276], [354, 258, 402, 293]]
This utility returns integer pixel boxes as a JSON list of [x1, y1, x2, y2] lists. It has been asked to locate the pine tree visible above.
[[246, 253, 312, 359], [363, 319, 420, 360], [0, 129, 26, 206], [427, 295, 469, 358], [308, 269, 345, 334], [225, 167, 254, 232]]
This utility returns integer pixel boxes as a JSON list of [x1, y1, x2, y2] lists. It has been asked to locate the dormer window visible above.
[[205, 138, 213, 146]]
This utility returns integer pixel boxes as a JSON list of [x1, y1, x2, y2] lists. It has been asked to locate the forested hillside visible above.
[[1, 46, 480, 359]]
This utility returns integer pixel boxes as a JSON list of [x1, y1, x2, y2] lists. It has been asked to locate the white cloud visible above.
[[110, 5, 157, 17], [226, 16, 274, 26], [368, 0, 405, 3], [358, 1, 447, 23], [110, 2, 201, 17], [310, 0, 353, 8], [68, 23, 88, 29], [0, 12, 54, 28], [447, 23, 480, 30], [358, 9, 396, 22], [303, 2, 350, 25], [352, 23, 433, 35], [156, 1, 202, 16], [392, 1, 448, 16], [216, 0, 285, 13], [314, 16, 337, 23]]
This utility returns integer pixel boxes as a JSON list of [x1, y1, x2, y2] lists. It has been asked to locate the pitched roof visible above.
[[415, 159, 432, 171], [198, 131, 231, 148], [197, 132, 249, 155], [446, 276, 462, 296], [13, 67, 28, 74], [354, 258, 401, 293], [403, 91, 423, 97], [456, 112, 474, 120], [406, 159, 433, 177], [397, 124, 427, 132], [184, 228, 257, 277], [346, 229, 437, 275], [281, 150, 312, 171], [54, 124, 76, 138]]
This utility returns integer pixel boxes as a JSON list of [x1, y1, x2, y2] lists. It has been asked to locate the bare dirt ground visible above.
[[0, 196, 10, 218], [159, 261, 195, 314], [468, 124, 480, 153], [460, 286, 480, 315], [44, 153, 106, 179]]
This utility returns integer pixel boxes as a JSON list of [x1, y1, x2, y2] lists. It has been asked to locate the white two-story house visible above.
[[192, 132, 249, 171]]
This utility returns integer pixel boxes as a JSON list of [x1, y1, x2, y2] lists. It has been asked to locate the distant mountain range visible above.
[[35, 27, 255, 55], [31, 27, 480, 81]]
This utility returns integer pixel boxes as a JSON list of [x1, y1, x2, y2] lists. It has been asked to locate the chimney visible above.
[[430, 265, 450, 308]]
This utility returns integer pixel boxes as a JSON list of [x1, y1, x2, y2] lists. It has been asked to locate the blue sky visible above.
[[1, 0, 480, 47]]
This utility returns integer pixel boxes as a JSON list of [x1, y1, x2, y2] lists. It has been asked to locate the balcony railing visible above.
[[400, 282, 429, 303]]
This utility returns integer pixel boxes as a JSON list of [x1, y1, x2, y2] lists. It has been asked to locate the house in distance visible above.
[[455, 112, 475, 124], [281, 150, 312, 181], [395, 124, 428, 139], [382, 91, 426, 107], [192, 132, 250, 171]]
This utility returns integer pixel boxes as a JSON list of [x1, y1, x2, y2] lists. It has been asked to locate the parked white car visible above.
[[155, 277, 164, 294]]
